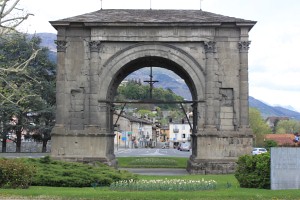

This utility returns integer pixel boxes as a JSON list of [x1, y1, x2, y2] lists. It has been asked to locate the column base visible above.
[[187, 158, 236, 174]]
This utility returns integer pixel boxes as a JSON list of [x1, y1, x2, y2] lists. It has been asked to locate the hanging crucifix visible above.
[[200, 0, 203, 10], [144, 67, 158, 100]]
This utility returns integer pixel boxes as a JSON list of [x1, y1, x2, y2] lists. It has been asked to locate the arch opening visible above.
[[110, 56, 197, 154], [108, 56, 198, 102]]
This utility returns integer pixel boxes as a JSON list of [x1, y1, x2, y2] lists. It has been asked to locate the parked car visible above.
[[252, 148, 267, 155], [179, 143, 191, 151]]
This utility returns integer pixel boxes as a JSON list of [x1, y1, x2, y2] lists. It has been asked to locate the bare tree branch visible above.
[[0, 0, 32, 34], [0, 48, 40, 73], [0, 0, 21, 19], [0, 0, 40, 106]]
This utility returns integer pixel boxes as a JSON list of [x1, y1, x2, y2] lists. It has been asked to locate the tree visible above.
[[0, 0, 53, 153], [264, 140, 278, 151], [0, 0, 38, 105], [0, 33, 56, 152], [249, 108, 272, 147], [116, 80, 184, 110], [275, 120, 300, 134]]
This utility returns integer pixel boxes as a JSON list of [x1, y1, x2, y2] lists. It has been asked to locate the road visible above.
[[0, 147, 191, 158], [115, 148, 191, 157]]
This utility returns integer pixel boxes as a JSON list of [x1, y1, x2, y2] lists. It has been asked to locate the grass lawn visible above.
[[0, 174, 299, 200], [117, 157, 188, 168]]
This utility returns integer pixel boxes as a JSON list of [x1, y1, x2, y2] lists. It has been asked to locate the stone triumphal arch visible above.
[[50, 9, 256, 174]]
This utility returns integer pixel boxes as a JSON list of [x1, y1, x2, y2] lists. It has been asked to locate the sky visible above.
[[16, 0, 300, 112]]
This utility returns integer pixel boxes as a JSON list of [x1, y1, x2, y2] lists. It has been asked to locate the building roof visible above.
[[265, 134, 295, 146], [265, 116, 289, 124], [122, 114, 153, 124], [50, 9, 256, 27]]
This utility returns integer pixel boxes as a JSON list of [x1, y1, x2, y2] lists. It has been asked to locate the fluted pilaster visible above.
[[238, 41, 251, 128]]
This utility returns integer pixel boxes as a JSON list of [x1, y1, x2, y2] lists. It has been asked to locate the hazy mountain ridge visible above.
[[37, 33, 300, 120], [126, 67, 192, 100], [249, 97, 300, 120]]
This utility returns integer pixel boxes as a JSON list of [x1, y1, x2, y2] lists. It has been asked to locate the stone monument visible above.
[[50, 9, 256, 174]]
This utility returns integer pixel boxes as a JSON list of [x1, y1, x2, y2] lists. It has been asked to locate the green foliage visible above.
[[116, 80, 184, 110], [275, 120, 300, 134], [0, 32, 56, 152], [249, 108, 272, 146], [137, 109, 157, 118], [0, 158, 36, 189], [235, 153, 270, 189], [24, 157, 137, 187], [264, 140, 278, 150], [2, 174, 300, 199]]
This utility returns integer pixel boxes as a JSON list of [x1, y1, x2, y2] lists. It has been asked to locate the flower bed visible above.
[[110, 178, 217, 191]]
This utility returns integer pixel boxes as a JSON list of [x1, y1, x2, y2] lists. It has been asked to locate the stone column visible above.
[[238, 41, 251, 128], [54, 40, 68, 127], [88, 41, 102, 127], [204, 41, 217, 130]]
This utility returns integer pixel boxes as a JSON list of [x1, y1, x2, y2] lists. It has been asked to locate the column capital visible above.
[[238, 41, 251, 53], [89, 40, 101, 52], [55, 40, 68, 52], [204, 41, 216, 54]]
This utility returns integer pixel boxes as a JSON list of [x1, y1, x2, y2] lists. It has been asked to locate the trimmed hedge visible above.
[[235, 153, 270, 189], [25, 156, 137, 187], [0, 158, 36, 189]]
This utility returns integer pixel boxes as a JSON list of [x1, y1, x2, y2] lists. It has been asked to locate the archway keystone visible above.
[[50, 9, 256, 174]]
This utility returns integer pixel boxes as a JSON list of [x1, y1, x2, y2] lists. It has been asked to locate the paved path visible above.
[[0, 152, 49, 158], [115, 148, 191, 157], [0, 147, 191, 158]]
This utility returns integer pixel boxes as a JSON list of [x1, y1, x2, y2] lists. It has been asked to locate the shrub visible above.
[[264, 140, 278, 150], [25, 157, 137, 187], [0, 158, 36, 189], [235, 153, 270, 189]]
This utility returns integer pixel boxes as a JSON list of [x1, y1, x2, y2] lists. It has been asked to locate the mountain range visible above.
[[36, 33, 300, 121]]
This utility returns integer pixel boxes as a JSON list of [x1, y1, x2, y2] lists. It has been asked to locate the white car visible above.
[[252, 148, 267, 155], [179, 143, 191, 151]]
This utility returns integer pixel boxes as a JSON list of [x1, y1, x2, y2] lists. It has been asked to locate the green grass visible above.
[[1, 174, 300, 200], [117, 157, 188, 168]]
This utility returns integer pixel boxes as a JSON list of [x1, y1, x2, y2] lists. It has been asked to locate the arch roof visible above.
[[50, 9, 256, 27]]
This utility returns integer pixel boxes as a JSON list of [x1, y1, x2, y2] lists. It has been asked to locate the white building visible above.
[[169, 123, 192, 142]]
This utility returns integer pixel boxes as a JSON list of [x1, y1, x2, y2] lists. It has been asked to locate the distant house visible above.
[[265, 134, 295, 146], [265, 117, 289, 130], [160, 125, 170, 142], [113, 113, 153, 148]]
